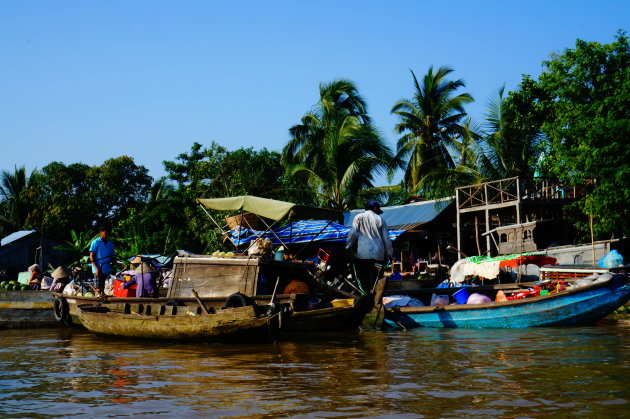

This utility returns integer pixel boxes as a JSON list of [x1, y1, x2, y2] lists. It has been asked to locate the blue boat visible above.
[[384, 273, 630, 329]]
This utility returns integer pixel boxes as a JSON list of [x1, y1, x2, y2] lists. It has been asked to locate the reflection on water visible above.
[[1, 320, 629, 417]]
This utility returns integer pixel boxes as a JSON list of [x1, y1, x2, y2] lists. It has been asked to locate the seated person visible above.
[[50, 266, 71, 293], [28, 264, 44, 290], [124, 262, 158, 298]]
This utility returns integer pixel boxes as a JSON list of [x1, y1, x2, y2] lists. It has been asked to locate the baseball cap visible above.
[[366, 200, 383, 214]]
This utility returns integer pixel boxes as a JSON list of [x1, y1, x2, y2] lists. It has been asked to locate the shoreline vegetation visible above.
[[0, 32, 628, 261]]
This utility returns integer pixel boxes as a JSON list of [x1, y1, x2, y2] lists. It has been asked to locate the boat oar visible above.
[[270, 276, 280, 305], [191, 289, 210, 314], [266, 276, 281, 318]]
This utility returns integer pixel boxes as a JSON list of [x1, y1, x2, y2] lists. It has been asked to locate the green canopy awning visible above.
[[197, 196, 342, 222]]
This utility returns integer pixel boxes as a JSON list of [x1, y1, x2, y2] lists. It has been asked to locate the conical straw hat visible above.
[[134, 262, 156, 274], [51, 266, 71, 279]]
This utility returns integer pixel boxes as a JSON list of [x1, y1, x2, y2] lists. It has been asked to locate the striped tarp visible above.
[[227, 220, 405, 246]]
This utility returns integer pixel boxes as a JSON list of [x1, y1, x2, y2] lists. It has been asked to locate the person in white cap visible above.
[[346, 200, 394, 290]]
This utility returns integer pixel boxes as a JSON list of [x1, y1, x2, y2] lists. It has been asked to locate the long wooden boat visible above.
[[383, 272, 630, 329], [56, 290, 377, 340], [76, 303, 282, 343]]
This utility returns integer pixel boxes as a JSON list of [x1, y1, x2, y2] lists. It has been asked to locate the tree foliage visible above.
[[162, 141, 291, 253], [476, 83, 544, 184], [0, 166, 39, 236], [392, 67, 474, 194], [284, 79, 397, 211], [533, 31, 630, 237]]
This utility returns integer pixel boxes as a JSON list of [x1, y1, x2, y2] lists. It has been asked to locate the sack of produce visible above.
[[467, 293, 492, 304]]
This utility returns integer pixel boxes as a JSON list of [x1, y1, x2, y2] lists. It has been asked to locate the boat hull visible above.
[[77, 304, 280, 343], [384, 275, 630, 329], [0, 290, 56, 329]]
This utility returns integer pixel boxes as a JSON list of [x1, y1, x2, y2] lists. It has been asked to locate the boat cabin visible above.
[[168, 255, 315, 299]]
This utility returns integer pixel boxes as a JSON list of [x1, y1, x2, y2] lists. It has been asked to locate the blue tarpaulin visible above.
[[227, 220, 405, 246]]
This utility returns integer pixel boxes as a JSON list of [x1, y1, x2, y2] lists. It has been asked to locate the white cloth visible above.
[[346, 210, 393, 261], [449, 259, 501, 285]]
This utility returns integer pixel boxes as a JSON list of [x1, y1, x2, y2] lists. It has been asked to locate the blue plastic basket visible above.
[[453, 287, 470, 304]]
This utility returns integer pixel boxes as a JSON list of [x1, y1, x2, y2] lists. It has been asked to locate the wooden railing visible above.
[[457, 177, 583, 210]]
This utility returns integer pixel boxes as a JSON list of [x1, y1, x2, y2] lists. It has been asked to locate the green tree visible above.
[[476, 83, 544, 183], [534, 31, 630, 237], [421, 118, 484, 198], [33, 162, 95, 240], [56, 229, 98, 263], [90, 156, 152, 226], [392, 67, 474, 194], [283, 79, 396, 211], [163, 142, 290, 253], [0, 166, 39, 235]]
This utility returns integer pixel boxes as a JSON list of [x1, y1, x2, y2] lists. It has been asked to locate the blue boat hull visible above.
[[384, 275, 630, 329]]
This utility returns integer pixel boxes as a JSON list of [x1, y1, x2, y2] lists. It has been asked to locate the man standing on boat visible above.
[[346, 200, 393, 291], [89, 223, 115, 296]]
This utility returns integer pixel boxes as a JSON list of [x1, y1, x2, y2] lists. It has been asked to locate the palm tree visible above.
[[477, 86, 541, 182], [391, 67, 474, 193], [420, 118, 485, 198], [283, 80, 397, 211], [0, 166, 38, 232]]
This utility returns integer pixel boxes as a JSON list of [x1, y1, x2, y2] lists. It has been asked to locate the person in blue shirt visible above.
[[89, 223, 115, 295]]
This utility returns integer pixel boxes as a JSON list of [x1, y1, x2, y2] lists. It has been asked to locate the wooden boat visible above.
[[75, 302, 282, 342], [52, 196, 386, 339], [58, 291, 376, 342], [383, 270, 630, 329], [0, 290, 56, 329]]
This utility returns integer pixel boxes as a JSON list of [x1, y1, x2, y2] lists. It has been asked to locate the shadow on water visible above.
[[1, 321, 629, 417]]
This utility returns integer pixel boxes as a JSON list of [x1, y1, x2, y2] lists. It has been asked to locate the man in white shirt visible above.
[[346, 200, 394, 291]]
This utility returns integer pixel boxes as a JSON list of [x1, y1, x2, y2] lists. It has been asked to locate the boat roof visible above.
[[227, 220, 405, 246], [343, 197, 453, 229], [197, 195, 342, 222], [0, 230, 37, 247]]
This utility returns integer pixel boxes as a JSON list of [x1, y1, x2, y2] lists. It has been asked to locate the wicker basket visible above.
[[225, 212, 261, 230]]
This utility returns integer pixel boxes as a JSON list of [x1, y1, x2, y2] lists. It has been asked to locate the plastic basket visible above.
[[453, 287, 470, 304]]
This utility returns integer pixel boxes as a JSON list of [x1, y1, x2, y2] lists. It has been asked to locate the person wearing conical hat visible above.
[[129, 256, 142, 270], [50, 266, 71, 293], [28, 264, 44, 289], [123, 261, 158, 298]]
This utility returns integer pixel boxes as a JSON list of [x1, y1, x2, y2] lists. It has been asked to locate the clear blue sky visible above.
[[1, 1, 627, 184]]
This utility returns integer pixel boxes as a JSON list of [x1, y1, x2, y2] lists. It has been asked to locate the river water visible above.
[[1, 318, 630, 418]]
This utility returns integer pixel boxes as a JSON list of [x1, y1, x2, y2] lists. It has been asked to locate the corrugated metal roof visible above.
[[343, 198, 453, 230], [0, 230, 37, 247]]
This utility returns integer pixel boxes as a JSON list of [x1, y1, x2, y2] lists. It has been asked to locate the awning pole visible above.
[[198, 203, 226, 233], [258, 218, 290, 251], [292, 220, 335, 261]]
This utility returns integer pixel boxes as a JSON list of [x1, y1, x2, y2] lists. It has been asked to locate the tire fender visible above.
[[53, 296, 69, 323], [222, 292, 253, 309]]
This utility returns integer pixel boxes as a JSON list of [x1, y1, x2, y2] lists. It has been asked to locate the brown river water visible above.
[[1, 318, 630, 418]]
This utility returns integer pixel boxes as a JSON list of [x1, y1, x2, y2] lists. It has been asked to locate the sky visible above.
[[1, 1, 628, 185]]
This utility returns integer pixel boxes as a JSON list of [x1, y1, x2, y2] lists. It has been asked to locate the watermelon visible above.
[[20, 284, 28, 291]]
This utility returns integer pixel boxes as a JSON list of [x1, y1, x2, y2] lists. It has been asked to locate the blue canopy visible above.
[[227, 220, 405, 246]]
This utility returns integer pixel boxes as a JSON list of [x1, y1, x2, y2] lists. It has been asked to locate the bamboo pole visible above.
[[590, 213, 596, 265], [475, 216, 481, 256]]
